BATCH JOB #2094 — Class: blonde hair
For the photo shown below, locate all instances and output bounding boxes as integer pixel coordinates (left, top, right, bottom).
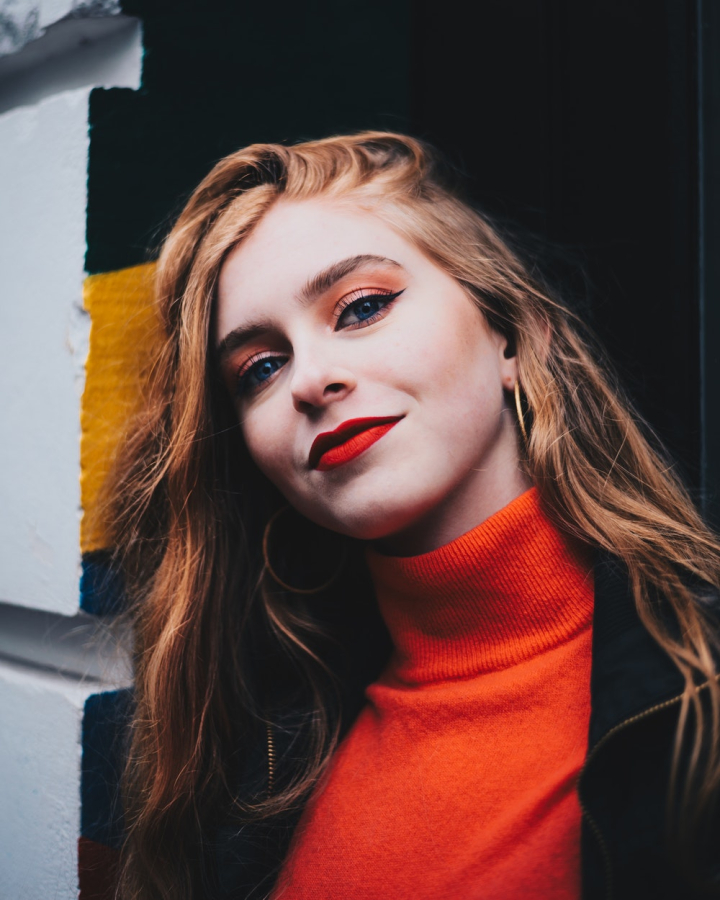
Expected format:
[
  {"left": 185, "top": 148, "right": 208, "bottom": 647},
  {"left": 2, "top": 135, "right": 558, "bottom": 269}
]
[{"left": 109, "top": 132, "right": 720, "bottom": 899}]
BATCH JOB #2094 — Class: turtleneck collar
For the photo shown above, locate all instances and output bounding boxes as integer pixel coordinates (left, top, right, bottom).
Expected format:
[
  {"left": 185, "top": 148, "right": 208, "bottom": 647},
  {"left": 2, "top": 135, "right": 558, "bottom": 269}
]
[{"left": 365, "top": 488, "right": 595, "bottom": 684}]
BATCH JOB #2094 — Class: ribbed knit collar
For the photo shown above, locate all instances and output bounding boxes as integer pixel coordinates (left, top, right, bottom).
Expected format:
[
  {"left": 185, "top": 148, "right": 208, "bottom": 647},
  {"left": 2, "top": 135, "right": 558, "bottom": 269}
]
[{"left": 365, "top": 488, "right": 595, "bottom": 684}]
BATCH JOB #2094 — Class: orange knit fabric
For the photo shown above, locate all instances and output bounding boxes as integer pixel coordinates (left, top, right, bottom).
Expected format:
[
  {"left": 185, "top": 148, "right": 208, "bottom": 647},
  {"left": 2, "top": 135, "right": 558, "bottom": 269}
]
[{"left": 272, "top": 488, "right": 595, "bottom": 899}]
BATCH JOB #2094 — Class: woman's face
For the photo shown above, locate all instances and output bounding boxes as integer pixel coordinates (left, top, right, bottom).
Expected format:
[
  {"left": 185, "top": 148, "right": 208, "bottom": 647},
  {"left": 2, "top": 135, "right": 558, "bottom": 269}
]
[{"left": 215, "top": 198, "right": 530, "bottom": 555}]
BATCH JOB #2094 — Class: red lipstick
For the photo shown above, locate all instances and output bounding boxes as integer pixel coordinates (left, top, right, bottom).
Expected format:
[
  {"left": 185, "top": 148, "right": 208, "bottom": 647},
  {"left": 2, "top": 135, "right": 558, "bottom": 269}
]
[{"left": 310, "top": 416, "right": 402, "bottom": 471}]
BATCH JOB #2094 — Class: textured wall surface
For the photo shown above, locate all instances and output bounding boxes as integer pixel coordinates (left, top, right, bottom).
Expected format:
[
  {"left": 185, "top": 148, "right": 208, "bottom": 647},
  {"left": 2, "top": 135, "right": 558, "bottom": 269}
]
[
  {"left": 0, "top": 5, "right": 141, "bottom": 617},
  {"left": 0, "top": 660, "right": 91, "bottom": 900},
  {"left": 0, "top": 88, "right": 90, "bottom": 615},
  {"left": 0, "top": 1, "right": 122, "bottom": 57},
  {"left": 81, "top": 264, "right": 159, "bottom": 557},
  {"left": 0, "top": 3, "right": 139, "bottom": 896}
]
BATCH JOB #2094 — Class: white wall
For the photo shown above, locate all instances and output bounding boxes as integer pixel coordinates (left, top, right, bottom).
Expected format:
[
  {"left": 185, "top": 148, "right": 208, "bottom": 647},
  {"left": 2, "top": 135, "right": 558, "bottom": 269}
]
[
  {"left": 0, "top": 660, "right": 92, "bottom": 900},
  {"left": 0, "top": 4, "right": 140, "bottom": 896},
  {"left": 0, "top": 87, "right": 91, "bottom": 616},
  {"left": 0, "top": 11, "right": 141, "bottom": 113},
  {"left": 0, "top": 1, "right": 122, "bottom": 58},
  {"left": 0, "top": 9, "right": 141, "bottom": 616}
]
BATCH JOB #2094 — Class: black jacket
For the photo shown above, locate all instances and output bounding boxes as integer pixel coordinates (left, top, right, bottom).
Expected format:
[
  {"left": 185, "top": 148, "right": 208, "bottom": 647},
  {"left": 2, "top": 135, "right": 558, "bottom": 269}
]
[
  {"left": 211, "top": 552, "right": 720, "bottom": 900},
  {"left": 580, "top": 554, "right": 719, "bottom": 899}
]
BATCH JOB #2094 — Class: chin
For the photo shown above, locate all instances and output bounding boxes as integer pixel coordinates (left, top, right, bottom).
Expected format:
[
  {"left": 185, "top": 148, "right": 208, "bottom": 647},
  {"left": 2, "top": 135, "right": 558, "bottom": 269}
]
[{"left": 309, "top": 492, "right": 442, "bottom": 545}]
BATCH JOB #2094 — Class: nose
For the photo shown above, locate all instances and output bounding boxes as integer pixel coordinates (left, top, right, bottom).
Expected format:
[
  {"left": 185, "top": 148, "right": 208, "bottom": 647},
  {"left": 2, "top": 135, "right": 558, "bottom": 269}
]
[{"left": 290, "top": 349, "right": 357, "bottom": 414}]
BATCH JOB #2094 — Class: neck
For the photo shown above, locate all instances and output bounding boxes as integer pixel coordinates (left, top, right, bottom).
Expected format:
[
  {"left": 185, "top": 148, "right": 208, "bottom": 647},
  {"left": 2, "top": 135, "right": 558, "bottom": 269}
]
[
  {"left": 366, "top": 487, "right": 595, "bottom": 683},
  {"left": 373, "top": 467, "right": 534, "bottom": 557}
]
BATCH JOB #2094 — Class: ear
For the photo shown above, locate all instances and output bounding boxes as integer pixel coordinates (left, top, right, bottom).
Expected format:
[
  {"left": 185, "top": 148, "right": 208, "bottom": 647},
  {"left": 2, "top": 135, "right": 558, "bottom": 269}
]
[
  {"left": 497, "top": 331, "right": 519, "bottom": 392},
  {"left": 496, "top": 316, "right": 553, "bottom": 390}
]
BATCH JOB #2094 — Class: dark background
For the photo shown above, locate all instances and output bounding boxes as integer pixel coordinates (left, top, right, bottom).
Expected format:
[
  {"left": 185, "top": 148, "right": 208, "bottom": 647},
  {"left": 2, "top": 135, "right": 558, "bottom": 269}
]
[
  {"left": 411, "top": 0, "right": 719, "bottom": 520},
  {"left": 93, "top": 0, "right": 720, "bottom": 521}
]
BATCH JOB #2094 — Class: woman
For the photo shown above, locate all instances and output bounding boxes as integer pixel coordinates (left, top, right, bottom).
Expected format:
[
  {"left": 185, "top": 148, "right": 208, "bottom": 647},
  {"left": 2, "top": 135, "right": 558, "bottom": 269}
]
[{"left": 109, "top": 132, "right": 720, "bottom": 900}]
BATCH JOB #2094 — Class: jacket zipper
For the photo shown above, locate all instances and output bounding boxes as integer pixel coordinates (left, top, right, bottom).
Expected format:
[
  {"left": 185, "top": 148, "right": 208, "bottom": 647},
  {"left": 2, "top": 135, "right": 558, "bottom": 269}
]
[
  {"left": 266, "top": 722, "right": 276, "bottom": 796},
  {"left": 577, "top": 691, "right": 686, "bottom": 900}
]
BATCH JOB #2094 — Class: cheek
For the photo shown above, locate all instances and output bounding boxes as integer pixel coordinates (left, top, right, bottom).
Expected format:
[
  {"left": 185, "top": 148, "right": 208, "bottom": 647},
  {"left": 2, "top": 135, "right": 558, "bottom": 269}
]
[
  {"left": 239, "top": 405, "right": 293, "bottom": 486},
  {"left": 387, "top": 307, "right": 497, "bottom": 402}
]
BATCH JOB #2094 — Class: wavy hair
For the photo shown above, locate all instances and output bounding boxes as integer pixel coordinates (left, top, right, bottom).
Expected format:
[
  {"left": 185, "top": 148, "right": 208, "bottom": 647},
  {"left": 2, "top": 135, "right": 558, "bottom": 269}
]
[{"left": 107, "top": 132, "right": 720, "bottom": 899}]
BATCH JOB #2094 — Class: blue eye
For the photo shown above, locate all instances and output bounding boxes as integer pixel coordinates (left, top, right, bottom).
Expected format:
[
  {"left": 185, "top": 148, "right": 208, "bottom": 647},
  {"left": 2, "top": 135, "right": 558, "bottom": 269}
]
[
  {"left": 353, "top": 298, "right": 383, "bottom": 320},
  {"left": 237, "top": 356, "right": 286, "bottom": 394},
  {"left": 335, "top": 290, "right": 403, "bottom": 330}
]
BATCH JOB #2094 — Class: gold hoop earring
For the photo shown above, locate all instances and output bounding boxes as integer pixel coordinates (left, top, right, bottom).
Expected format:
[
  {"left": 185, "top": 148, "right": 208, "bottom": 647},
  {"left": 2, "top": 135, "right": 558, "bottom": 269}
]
[
  {"left": 514, "top": 381, "right": 529, "bottom": 446},
  {"left": 262, "top": 506, "right": 347, "bottom": 594}
]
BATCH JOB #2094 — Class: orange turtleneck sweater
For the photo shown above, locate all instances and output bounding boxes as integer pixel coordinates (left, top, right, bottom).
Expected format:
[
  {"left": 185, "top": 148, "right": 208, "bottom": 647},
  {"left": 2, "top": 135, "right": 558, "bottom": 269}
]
[{"left": 272, "top": 488, "right": 595, "bottom": 899}]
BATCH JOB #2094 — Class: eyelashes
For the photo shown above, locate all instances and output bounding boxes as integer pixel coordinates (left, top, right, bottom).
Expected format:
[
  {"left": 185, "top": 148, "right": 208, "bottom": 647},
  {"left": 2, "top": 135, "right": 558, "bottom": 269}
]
[
  {"left": 333, "top": 288, "right": 404, "bottom": 330},
  {"left": 234, "top": 287, "right": 405, "bottom": 397},
  {"left": 235, "top": 353, "right": 287, "bottom": 395}
]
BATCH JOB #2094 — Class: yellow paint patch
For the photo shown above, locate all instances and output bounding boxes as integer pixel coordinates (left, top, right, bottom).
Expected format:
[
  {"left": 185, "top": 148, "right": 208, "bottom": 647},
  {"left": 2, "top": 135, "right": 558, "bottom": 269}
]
[{"left": 81, "top": 262, "right": 162, "bottom": 554}]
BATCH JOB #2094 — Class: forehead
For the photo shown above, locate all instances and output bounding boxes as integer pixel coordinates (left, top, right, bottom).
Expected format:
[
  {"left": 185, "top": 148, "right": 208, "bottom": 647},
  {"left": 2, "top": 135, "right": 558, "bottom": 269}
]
[{"left": 215, "top": 198, "right": 422, "bottom": 330}]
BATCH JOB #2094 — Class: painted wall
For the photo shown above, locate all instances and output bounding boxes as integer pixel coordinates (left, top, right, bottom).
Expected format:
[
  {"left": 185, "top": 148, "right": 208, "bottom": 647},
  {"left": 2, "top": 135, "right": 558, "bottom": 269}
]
[{"left": 0, "top": 2, "right": 140, "bottom": 896}]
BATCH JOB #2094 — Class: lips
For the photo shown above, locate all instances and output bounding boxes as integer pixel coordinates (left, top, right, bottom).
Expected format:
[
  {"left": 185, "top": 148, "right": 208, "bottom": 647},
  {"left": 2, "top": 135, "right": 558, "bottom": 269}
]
[{"left": 309, "top": 416, "right": 403, "bottom": 471}]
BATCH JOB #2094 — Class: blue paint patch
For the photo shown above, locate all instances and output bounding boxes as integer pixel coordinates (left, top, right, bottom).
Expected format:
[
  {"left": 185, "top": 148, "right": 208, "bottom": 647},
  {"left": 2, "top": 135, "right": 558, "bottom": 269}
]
[
  {"left": 80, "top": 551, "right": 126, "bottom": 616},
  {"left": 81, "top": 689, "right": 134, "bottom": 850}
]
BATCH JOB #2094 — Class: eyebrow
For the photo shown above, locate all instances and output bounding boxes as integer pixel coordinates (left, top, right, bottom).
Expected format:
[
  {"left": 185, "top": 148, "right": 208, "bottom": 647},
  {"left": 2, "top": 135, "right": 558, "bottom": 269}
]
[
  {"left": 216, "top": 319, "right": 276, "bottom": 364},
  {"left": 299, "top": 254, "right": 401, "bottom": 305},
  {"left": 216, "top": 254, "right": 402, "bottom": 363}
]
